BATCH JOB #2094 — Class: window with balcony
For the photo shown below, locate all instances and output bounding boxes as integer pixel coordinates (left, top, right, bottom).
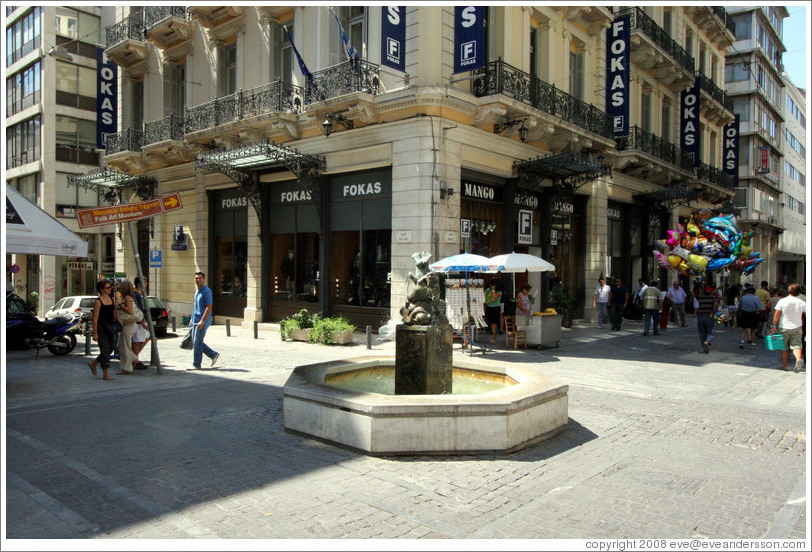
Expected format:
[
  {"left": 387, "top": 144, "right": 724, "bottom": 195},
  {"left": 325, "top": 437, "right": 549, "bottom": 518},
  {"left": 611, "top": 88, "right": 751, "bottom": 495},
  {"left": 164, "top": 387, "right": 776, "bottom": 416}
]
[
  {"left": 698, "top": 44, "right": 706, "bottom": 75},
  {"left": 273, "top": 23, "right": 294, "bottom": 81},
  {"left": 640, "top": 91, "right": 652, "bottom": 132},
  {"left": 6, "top": 7, "right": 41, "bottom": 66},
  {"left": 685, "top": 28, "right": 693, "bottom": 58},
  {"left": 218, "top": 43, "right": 237, "bottom": 97},
  {"left": 163, "top": 61, "right": 185, "bottom": 116},
  {"left": 6, "top": 116, "right": 41, "bottom": 169},
  {"left": 569, "top": 48, "right": 584, "bottom": 101},
  {"left": 6, "top": 60, "right": 40, "bottom": 115},
  {"left": 529, "top": 26, "right": 537, "bottom": 79},
  {"left": 663, "top": 8, "right": 673, "bottom": 37},
  {"left": 661, "top": 103, "right": 672, "bottom": 142},
  {"left": 330, "top": 6, "right": 367, "bottom": 65},
  {"left": 709, "top": 130, "right": 717, "bottom": 166},
  {"left": 55, "top": 115, "right": 97, "bottom": 164},
  {"left": 131, "top": 81, "right": 144, "bottom": 129},
  {"left": 55, "top": 61, "right": 96, "bottom": 110}
]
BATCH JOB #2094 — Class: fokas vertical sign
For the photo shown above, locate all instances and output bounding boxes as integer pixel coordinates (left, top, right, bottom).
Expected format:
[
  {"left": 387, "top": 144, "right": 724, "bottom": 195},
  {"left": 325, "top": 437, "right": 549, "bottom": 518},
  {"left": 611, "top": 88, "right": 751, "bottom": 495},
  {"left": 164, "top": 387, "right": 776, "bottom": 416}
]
[
  {"left": 381, "top": 6, "right": 406, "bottom": 72},
  {"left": 680, "top": 77, "right": 700, "bottom": 167},
  {"left": 454, "top": 6, "right": 484, "bottom": 74},
  {"left": 96, "top": 46, "right": 118, "bottom": 149},
  {"left": 606, "top": 15, "right": 630, "bottom": 136},
  {"left": 723, "top": 114, "right": 739, "bottom": 187}
]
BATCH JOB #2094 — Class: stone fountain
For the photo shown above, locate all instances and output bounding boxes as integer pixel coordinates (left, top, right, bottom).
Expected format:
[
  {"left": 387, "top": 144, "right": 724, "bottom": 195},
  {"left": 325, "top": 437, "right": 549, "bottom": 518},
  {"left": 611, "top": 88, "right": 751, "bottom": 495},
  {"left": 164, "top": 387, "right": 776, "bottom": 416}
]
[{"left": 282, "top": 252, "right": 568, "bottom": 455}]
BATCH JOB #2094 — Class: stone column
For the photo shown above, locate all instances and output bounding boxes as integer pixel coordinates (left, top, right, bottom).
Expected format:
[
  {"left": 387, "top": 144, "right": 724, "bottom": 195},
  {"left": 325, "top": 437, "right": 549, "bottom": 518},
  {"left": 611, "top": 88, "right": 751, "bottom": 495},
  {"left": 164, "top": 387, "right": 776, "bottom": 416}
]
[{"left": 584, "top": 177, "right": 609, "bottom": 323}]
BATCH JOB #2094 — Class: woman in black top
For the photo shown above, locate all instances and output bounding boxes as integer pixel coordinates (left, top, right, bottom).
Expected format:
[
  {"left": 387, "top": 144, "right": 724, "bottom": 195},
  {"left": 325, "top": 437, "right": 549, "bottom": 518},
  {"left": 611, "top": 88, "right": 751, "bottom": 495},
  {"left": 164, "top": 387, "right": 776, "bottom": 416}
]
[{"left": 88, "top": 279, "right": 116, "bottom": 380}]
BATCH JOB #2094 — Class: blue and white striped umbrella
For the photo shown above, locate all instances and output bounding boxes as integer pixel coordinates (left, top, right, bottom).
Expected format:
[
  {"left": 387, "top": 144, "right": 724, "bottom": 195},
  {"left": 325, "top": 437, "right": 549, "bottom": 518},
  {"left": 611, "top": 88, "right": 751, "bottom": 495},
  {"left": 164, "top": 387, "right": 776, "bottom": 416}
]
[{"left": 429, "top": 253, "right": 495, "bottom": 274}]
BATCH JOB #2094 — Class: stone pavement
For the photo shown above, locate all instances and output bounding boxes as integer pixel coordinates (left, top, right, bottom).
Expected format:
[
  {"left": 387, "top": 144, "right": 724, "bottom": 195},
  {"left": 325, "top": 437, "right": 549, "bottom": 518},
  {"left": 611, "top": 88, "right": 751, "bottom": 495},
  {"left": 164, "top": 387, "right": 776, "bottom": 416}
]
[{"left": 3, "top": 317, "right": 808, "bottom": 546}]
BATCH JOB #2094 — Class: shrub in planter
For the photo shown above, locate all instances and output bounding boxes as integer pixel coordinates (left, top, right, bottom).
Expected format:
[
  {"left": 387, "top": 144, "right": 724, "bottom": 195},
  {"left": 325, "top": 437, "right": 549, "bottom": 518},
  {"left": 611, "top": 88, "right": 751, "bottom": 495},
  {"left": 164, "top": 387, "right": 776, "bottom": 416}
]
[
  {"left": 280, "top": 309, "right": 319, "bottom": 341},
  {"left": 309, "top": 316, "right": 356, "bottom": 345}
]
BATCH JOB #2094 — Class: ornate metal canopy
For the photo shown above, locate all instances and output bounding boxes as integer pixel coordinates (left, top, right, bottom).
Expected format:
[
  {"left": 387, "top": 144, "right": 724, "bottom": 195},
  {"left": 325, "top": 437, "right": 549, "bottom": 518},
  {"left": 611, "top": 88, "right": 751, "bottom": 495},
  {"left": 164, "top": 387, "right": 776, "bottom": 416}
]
[
  {"left": 514, "top": 151, "right": 612, "bottom": 195},
  {"left": 633, "top": 185, "right": 698, "bottom": 213},
  {"left": 67, "top": 167, "right": 157, "bottom": 204},
  {"left": 194, "top": 139, "right": 325, "bottom": 231}
]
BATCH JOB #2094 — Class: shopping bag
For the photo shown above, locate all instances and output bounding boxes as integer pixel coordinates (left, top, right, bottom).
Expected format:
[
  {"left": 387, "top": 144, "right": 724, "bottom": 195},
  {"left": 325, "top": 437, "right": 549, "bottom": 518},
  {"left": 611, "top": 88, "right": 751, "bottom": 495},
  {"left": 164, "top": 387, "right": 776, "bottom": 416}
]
[
  {"left": 180, "top": 328, "right": 194, "bottom": 350},
  {"left": 764, "top": 332, "right": 785, "bottom": 351}
]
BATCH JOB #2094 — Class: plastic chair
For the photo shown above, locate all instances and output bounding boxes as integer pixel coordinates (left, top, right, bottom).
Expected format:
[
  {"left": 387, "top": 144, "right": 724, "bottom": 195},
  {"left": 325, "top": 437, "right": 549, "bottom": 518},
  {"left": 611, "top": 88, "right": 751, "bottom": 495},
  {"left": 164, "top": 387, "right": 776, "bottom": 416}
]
[{"left": 504, "top": 315, "right": 527, "bottom": 349}]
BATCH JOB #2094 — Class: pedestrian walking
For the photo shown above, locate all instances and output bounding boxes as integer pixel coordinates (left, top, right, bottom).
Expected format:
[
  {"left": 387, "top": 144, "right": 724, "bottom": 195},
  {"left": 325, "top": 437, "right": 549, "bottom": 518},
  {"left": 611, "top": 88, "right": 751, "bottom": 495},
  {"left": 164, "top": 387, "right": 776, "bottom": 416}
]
[
  {"left": 659, "top": 285, "right": 671, "bottom": 332},
  {"left": 131, "top": 277, "right": 150, "bottom": 370},
  {"left": 115, "top": 280, "right": 140, "bottom": 375},
  {"left": 724, "top": 284, "right": 740, "bottom": 328},
  {"left": 771, "top": 284, "right": 806, "bottom": 372},
  {"left": 484, "top": 278, "right": 503, "bottom": 344},
  {"left": 695, "top": 285, "right": 719, "bottom": 354},
  {"left": 592, "top": 277, "right": 610, "bottom": 329},
  {"left": 609, "top": 278, "right": 629, "bottom": 331},
  {"left": 189, "top": 271, "right": 220, "bottom": 370},
  {"left": 737, "top": 286, "right": 763, "bottom": 349},
  {"left": 87, "top": 279, "right": 116, "bottom": 381},
  {"left": 755, "top": 280, "right": 771, "bottom": 338},
  {"left": 667, "top": 280, "right": 688, "bottom": 327},
  {"left": 641, "top": 280, "right": 661, "bottom": 336},
  {"left": 631, "top": 279, "right": 647, "bottom": 320}
]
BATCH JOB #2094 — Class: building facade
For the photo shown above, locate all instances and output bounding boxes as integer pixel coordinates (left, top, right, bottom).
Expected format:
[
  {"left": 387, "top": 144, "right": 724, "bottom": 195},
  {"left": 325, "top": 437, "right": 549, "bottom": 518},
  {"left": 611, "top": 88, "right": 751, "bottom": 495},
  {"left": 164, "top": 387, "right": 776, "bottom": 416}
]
[
  {"left": 86, "top": 5, "right": 739, "bottom": 329},
  {"left": 5, "top": 5, "right": 116, "bottom": 312}
]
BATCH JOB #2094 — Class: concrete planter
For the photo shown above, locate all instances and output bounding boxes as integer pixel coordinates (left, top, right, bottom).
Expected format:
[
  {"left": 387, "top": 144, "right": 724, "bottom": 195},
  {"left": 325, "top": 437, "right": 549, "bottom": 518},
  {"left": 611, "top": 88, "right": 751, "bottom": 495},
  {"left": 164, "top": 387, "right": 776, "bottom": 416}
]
[
  {"left": 288, "top": 328, "right": 311, "bottom": 342},
  {"left": 330, "top": 330, "right": 354, "bottom": 345}
]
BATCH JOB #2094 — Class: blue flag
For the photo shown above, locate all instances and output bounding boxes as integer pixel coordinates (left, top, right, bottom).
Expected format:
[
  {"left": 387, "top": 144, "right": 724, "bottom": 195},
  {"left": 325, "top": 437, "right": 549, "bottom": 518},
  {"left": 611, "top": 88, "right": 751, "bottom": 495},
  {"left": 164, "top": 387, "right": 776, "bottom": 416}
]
[
  {"left": 331, "top": 8, "right": 360, "bottom": 60},
  {"left": 284, "top": 25, "right": 310, "bottom": 76}
]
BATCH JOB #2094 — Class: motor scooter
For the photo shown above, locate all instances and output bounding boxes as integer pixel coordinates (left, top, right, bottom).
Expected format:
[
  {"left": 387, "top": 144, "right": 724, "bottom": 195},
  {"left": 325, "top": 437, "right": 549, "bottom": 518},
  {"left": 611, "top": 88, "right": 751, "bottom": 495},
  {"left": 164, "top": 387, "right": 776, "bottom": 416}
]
[{"left": 6, "top": 293, "right": 83, "bottom": 356}]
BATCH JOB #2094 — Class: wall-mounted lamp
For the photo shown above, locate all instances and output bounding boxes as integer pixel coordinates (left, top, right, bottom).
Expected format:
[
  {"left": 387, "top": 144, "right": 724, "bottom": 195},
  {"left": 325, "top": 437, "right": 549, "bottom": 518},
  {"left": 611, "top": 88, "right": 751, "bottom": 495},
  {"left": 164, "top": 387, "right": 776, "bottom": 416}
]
[
  {"left": 321, "top": 112, "right": 354, "bottom": 137},
  {"left": 439, "top": 181, "right": 455, "bottom": 199},
  {"left": 47, "top": 45, "right": 74, "bottom": 62},
  {"left": 494, "top": 117, "right": 528, "bottom": 142},
  {"left": 641, "top": 169, "right": 650, "bottom": 180}
]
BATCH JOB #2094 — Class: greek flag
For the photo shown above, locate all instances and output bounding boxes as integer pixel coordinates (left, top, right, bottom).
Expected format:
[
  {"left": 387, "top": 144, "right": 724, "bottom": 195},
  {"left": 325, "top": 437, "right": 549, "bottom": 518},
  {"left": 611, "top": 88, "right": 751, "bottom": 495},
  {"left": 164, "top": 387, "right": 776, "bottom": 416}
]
[
  {"left": 330, "top": 7, "right": 360, "bottom": 60},
  {"left": 283, "top": 25, "right": 310, "bottom": 76}
]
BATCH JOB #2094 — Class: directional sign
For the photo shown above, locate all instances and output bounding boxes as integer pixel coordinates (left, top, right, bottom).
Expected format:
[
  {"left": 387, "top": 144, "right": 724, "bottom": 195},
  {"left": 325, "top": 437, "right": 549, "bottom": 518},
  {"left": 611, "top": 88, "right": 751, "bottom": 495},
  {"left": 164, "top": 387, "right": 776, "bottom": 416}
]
[
  {"left": 149, "top": 250, "right": 162, "bottom": 267},
  {"left": 76, "top": 193, "right": 183, "bottom": 228}
]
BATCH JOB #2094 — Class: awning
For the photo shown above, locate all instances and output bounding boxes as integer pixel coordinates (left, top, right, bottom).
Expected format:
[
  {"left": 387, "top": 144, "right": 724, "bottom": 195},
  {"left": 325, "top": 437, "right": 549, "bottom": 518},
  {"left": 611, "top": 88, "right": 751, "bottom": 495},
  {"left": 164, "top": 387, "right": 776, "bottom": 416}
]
[
  {"left": 67, "top": 167, "right": 157, "bottom": 203},
  {"left": 514, "top": 151, "right": 612, "bottom": 193},
  {"left": 633, "top": 185, "right": 698, "bottom": 211},
  {"left": 6, "top": 184, "right": 89, "bottom": 257}
]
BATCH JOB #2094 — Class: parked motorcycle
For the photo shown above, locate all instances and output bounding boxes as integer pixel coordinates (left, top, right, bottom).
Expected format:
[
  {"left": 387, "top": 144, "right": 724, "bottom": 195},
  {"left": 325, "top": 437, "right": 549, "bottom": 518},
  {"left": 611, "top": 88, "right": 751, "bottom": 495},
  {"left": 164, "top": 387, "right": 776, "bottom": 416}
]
[{"left": 6, "top": 293, "right": 83, "bottom": 356}]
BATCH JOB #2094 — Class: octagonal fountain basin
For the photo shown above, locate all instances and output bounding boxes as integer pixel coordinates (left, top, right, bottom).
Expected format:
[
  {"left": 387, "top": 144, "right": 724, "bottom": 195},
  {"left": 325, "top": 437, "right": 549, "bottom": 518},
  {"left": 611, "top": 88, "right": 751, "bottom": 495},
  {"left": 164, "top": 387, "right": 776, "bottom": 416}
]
[{"left": 282, "top": 356, "right": 568, "bottom": 455}]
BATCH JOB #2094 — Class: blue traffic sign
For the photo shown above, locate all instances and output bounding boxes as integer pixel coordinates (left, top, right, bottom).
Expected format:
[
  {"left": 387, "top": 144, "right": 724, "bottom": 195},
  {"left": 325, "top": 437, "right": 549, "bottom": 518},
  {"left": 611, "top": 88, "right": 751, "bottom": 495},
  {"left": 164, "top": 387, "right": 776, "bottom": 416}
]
[{"left": 149, "top": 250, "right": 162, "bottom": 267}]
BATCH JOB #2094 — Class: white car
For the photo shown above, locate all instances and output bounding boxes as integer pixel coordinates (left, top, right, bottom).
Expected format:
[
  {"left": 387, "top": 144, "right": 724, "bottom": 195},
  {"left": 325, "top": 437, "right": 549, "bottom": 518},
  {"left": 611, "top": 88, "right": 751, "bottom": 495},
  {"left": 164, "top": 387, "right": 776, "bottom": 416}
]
[{"left": 44, "top": 296, "right": 98, "bottom": 320}]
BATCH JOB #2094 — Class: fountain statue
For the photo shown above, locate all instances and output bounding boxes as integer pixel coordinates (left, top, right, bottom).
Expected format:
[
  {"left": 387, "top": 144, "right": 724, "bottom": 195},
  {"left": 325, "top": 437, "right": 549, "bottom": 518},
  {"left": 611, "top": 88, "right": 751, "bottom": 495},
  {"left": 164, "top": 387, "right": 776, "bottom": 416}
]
[{"left": 396, "top": 252, "right": 453, "bottom": 394}]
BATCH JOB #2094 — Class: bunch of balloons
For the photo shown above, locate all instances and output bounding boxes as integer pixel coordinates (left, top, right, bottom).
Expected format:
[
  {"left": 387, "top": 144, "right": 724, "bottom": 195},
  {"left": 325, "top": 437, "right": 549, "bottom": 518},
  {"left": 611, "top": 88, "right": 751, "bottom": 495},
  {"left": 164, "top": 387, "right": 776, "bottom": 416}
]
[{"left": 653, "top": 209, "right": 765, "bottom": 280}]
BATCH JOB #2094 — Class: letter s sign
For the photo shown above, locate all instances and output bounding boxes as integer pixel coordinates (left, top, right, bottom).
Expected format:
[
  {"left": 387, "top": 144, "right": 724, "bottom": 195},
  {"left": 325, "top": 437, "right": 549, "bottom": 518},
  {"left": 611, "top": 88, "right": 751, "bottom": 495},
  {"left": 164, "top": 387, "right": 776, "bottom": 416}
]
[
  {"left": 454, "top": 6, "right": 484, "bottom": 74},
  {"left": 381, "top": 6, "right": 406, "bottom": 72}
]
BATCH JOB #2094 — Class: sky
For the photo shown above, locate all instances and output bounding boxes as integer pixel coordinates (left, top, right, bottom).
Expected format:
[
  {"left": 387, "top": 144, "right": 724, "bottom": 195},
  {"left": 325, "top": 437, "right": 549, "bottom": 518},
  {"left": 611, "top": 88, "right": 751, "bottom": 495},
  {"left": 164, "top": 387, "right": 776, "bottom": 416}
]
[{"left": 781, "top": 4, "right": 808, "bottom": 90}]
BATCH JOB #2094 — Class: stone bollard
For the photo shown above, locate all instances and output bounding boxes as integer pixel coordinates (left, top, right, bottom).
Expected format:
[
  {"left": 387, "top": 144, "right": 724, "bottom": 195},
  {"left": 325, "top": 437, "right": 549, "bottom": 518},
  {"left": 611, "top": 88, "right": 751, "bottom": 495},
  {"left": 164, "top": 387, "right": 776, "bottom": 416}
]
[
  {"left": 226, "top": 319, "right": 231, "bottom": 337},
  {"left": 172, "top": 316, "right": 176, "bottom": 333},
  {"left": 366, "top": 325, "right": 372, "bottom": 349},
  {"left": 253, "top": 320, "right": 258, "bottom": 339}
]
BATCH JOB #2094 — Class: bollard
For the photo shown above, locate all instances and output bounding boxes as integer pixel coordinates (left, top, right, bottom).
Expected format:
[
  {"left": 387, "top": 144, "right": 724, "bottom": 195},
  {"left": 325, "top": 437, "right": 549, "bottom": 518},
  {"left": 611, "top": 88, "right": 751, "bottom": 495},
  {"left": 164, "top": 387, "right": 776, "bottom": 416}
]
[
  {"left": 172, "top": 316, "right": 176, "bottom": 333},
  {"left": 226, "top": 319, "right": 231, "bottom": 337},
  {"left": 366, "top": 325, "right": 372, "bottom": 349},
  {"left": 84, "top": 318, "right": 92, "bottom": 355},
  {"left": 253, "top": 320, "right": 258, "bottom": 339}
]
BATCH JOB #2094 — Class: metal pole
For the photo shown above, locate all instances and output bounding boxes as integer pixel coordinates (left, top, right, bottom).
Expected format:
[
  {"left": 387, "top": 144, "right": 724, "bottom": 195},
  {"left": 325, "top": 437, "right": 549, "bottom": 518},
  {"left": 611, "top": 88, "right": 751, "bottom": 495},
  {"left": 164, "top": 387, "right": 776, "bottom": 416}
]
[
  {"left": 127, "top": 220, "right": 161, "bottom": 374},
  {"left": 366, "top": 325, "right": 372, "bottom": 349},
  {"left": 253, "top": 320, "right": 258, "bottom": 339},
  {"left": 84, "top": 317, "right": 91, "bottom": 355},
  {"left": 226, "top": 319, "right": 231, "bottom": 337},
  {"left": 172, "top": 315, "right": 176, "bottom": 333}
]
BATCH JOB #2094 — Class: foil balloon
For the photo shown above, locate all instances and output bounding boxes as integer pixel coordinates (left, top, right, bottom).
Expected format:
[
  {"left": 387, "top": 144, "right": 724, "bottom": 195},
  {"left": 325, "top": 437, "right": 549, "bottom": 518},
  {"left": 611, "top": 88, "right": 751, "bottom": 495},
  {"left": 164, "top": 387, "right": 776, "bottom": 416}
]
[
  {"left": 666, "top": 230, "right": 681, "bottom": 250},
  {"left": 686, "top": 217, "right": 702, "bottom": 236},
  {"left": 653, "top": 250, "right": 671, "bottom": 269},
  {"left": 654, "top": 240, "right": 670, "bottom": 252},
  {"left": 706, "top": 257, "right": 735, "bottom": 271},
  {"left": 688, "top": 254, "right": 709, "bottom": 272},
  {"left": 669, "top": 246, "right": 691, "bottom": 261}
]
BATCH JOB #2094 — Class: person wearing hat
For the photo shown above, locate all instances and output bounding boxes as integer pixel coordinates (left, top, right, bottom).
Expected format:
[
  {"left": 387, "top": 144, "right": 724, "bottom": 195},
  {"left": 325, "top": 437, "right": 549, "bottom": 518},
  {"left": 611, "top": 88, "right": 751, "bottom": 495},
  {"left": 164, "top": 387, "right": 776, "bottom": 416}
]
[{"left": 515, "top": 284, "right": 533, "bottom": 327}]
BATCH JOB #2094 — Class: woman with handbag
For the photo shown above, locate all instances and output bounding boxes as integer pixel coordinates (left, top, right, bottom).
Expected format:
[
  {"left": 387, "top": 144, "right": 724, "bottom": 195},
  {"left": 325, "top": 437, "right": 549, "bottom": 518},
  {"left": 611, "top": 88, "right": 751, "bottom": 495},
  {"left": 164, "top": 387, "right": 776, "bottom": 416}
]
[
  {"left": 88, "top": 279, "right": 117, "bottom": 380},
  {"left": 115, "top": 280, "right": 142, "bottom": 375}
]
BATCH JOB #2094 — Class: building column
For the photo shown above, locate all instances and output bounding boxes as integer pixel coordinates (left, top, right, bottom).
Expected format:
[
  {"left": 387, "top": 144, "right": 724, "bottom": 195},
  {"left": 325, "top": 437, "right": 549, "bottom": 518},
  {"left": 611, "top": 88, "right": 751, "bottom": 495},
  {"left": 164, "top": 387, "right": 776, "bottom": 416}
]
[{"left": 584, "top": 176, "right": 609, "bottom": 323}]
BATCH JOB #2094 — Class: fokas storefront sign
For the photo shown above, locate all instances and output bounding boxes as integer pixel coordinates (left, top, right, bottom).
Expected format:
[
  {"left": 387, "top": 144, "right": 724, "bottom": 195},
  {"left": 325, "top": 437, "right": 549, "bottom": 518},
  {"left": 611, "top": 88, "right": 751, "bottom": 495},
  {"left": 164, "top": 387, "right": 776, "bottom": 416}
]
[
  {"left": 453, "top": 6, "right": 484, "bottom": 74},
  {"left": 723, "top": 114, "right": 739, "bottom": 187},
  {"left": 680, "top": 77, "right": 701, "bottom": 167},
  {"left": 606, "top": 15, "right": 630, "bottom": 136},
  {"left": 96, "top": 47, "right": 118, "bottom": 149}
]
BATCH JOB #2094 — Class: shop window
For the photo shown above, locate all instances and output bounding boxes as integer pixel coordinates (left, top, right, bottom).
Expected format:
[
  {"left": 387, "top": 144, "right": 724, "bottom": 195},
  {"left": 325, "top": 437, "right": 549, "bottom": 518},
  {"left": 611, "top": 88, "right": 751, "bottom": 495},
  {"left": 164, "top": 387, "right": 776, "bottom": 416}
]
[{"left": 211, "top": 189, "right": 248, "bottom": 317}]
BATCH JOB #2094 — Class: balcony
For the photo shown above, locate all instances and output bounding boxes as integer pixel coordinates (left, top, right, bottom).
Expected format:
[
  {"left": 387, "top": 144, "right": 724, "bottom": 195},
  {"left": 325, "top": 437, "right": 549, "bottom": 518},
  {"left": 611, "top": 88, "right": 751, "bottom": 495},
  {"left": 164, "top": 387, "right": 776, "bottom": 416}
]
[
  {"left": 142, "top": 114, "right": 195, "bottom": 169},
  {"left": 144, "top": 6, "right": 193, "bottom": 60},
  {"left": 305, "top": 59, "right": 381, "bottom": 105},
  {"left": 185, "top": 80, "right": 304, "bottom": 144},
  {"left": 552, "top": 6, "right": 613, "bottom": 34},
  {"left": 105, "top": 15, "right": 148, "bottom": 79},
  {"left": 687, "top": 7, "right": 736, "bottom": 49},
  {"left": 104, "top": 128, "right": 145, "bottom": 173},
  {"left": 690, "top": 162, "right": 735, "bottom": 203},
  {"left": 188, "top": 6, "right": 244, "bottom": 43},
  {"left": 615, "top": 8, "right": 695, "bottom": 91},
  {"left": 614, "top": 126, "right": 693, "bottom": 183},
  {"left": 712, "top": 6, "right": 736, "bottom": 37},
  {"left": 472, "top": 59, "right": 614, "bottom": 151},
  {"left": 696, "top": 71, "right": 734, "bottom": 125}
]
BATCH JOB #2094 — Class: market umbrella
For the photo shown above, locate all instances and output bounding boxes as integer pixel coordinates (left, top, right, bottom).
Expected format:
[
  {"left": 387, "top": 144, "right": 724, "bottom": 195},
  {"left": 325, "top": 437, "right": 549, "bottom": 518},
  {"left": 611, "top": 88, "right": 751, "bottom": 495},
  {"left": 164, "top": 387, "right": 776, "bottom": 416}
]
[
  {"left": 6, "top": 184, "right": 88, "bottom": 257},
  {"left": 430, "top": 253, "right": 496, "bottom": 349},
  {"left": 486, "top": 252, "right": 556, "bottom": 314}
]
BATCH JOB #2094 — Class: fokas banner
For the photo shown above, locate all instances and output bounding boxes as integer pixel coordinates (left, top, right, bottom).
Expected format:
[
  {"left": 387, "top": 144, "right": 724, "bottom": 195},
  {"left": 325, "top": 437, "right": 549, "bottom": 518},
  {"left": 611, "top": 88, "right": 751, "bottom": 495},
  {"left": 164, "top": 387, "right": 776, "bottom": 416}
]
[
  {"left": 381, "top": 6, "right": 406, "bottom": 72},
  {"left": 606, "top": 15, "right": 630, "bottom": 136},
  {"left": 680, "top": 77, "right": 701, "bottom": 167},
  {"left": 453, "top": 6, "right": 484, "bottom": 74},
  {"left": 723, "top": 115, "right": 739, "bottom": 187},
  {"left": 96, "top": 46, "right": 118, "bottom": 149}
]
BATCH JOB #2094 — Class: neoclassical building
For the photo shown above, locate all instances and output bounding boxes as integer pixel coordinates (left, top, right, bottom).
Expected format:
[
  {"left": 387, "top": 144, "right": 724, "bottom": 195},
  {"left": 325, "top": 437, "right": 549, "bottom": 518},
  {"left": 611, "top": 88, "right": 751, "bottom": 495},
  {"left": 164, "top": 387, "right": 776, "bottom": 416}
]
[{"left": 76, "top": 5, "right": 740, "bottom": 328}]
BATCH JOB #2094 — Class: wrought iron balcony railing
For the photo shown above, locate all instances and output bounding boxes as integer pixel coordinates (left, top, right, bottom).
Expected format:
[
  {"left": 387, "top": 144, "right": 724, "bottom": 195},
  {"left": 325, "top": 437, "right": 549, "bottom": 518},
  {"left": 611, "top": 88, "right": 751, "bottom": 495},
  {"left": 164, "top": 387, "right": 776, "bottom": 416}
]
[
  {"left": 185, "top": 80, "right": 304, "bottom": 134},
  {"left": 695, "top": 162, "right": 734, "bottom": 189},
  {"left": 615, "top": 125, "right": 694, "bottom": 171},
  {"left": 305, "top": 58, "right": 380, "bottom": 105},
  {"left": 144, "top": 6, "right": 189, "bottom": 29},
  {"left": 711, "top": 6, "right": 736, "bottom": 36},
  {"left": 143, "top": 114, "right": 185, "bottom": 145},
  {"left": 472, "top": 59, "right": 614, "bottom": 139},
  {"left": 696, "top": 71, "right": 733, "bottom": 112},
  {"left": 616, "top": 7, "right": 694, "bottom": 74},
  {"left": 106, "top": 128, "right": 143, "bottom": 154},
  {"left": 106, "top": 15, "right": 146, "bottom": 48}
]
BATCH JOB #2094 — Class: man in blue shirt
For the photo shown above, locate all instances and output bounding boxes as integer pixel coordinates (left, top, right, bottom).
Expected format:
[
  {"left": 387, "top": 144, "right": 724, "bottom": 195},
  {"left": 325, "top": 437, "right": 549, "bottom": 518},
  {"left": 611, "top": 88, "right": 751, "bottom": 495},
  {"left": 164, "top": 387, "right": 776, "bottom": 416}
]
[{"left": 189, "top": 271, "right": 220, "bottom": 370}]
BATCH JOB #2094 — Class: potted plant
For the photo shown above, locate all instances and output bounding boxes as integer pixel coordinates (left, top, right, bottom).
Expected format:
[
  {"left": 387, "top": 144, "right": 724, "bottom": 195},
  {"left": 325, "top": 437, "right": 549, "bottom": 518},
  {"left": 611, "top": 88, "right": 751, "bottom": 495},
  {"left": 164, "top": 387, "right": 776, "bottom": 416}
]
[
  {"left": 309, "top": 316, "right": 356, "bottom": 345},
  {"left": 550, "top": 285, "right": 575, "bottom": 328},
  {"left": 280, "top": 309, "right": 319, "bottom": 341}
]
